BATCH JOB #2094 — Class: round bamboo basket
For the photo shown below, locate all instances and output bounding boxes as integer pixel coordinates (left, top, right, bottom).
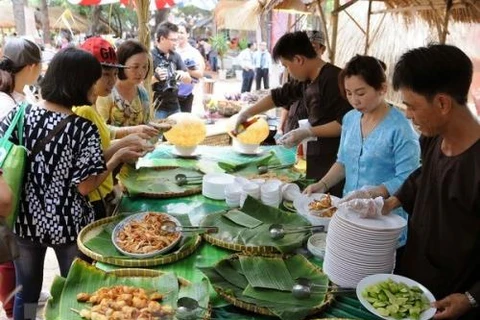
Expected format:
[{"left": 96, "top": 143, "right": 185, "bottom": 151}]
[
  {"left": 78, "top": 215, "right": 202, "bottom": 267},
  {"left": 202, "top": 233, "right": 279, "bottom": 254},
  {"left": 211, "top": 253, "right": 335, "bottom": 317}
]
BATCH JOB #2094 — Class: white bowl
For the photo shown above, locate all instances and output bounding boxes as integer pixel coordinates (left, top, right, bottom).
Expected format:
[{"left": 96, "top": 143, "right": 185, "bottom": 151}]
[
  {"left": 307, "top": 233, "right": 327, "bottom": 259},
  {"left": 174, "top": 145, "right": 197, "bottom": 156},
  {"left": 281, "top": 183, "right": 301, "bottom": 202},
  {"left": 232, "top": 139, "right": 260, "bottom": 154}
]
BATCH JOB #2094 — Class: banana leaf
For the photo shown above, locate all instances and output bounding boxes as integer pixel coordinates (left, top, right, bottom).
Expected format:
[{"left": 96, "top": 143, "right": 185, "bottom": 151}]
[
  {"left": 239, "top": 256, "right": 294, "bottom": 291},
  {"left": 201, "top": 196, "right": 310, "bottom": 253},
  {"left": 45, "top": 259, "right": 209, "bottom": 320},
  {"left": 200, "top": 254, "right": 329, "bottom": 320},
  {"left": 217, "top": 151, "right": 279, "bottom": 173},
  {"left": 119, "top": 165, "right": 203, "bottom": 196},
  {"left": 83, "top": 213, "right": 197, "bottom": 260},
  {"left": 222, "top": 210, "right": 262, "bottom": 229}
]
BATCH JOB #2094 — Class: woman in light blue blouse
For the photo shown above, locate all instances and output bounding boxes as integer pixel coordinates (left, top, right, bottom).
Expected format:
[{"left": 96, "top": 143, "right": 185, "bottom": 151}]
[{"left": 304, "top": 55, "right": 420, "bottom": 247}]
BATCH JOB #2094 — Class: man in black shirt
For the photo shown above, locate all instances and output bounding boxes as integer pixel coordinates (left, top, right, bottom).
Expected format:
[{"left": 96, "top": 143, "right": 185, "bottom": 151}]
[
  {"left": 384, "top": 44, "right": 480, "bottom": 319},
  {"left": 234, "top": 31, "right": 352, "bottom": 196},
  {"left": 151, "top": 22, "right": 191, "bottom": 119}
]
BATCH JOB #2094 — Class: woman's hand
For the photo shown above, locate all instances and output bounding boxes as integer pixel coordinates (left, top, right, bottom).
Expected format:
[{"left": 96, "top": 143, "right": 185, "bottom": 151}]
[
  {"left": 303, "top": 181, "right": 327, "bottom": 196},
  {"left": 130, "top": 125, "right": 159, "bottom": 138}
]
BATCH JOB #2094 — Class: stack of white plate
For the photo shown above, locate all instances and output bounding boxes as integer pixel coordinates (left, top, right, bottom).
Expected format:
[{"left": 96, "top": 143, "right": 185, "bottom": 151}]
[
  {"left": 323, "top": 207, "right": 407, "bottom": 288},
  {"left": 202, "top": 173, "right": 236, "bottom": 200}
]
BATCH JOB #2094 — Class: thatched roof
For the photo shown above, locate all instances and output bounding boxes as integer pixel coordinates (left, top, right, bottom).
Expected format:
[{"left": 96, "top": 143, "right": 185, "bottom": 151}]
[
  {"left": 214, "top": 0, "right": 314, "bottom": 30},
  {"left": 0, "top": 3, "right": 91, "bottom": 32}
]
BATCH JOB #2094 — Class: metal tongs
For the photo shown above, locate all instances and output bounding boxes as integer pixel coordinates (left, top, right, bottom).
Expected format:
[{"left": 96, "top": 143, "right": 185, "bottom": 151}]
[{"left": 161, "top": 221, "right": 218, "bottom": 234}]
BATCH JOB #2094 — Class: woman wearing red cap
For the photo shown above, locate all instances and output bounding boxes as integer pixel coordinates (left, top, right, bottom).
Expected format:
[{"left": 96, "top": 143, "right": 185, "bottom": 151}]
[{"left": 75, "top": 37, "right": 157, "bottom": 220}]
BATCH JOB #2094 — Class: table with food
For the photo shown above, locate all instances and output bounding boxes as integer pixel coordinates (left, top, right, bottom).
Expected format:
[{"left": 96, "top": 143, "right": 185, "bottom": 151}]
[{"left": 44, "top": 113, "right": 438, "bottom": 320}]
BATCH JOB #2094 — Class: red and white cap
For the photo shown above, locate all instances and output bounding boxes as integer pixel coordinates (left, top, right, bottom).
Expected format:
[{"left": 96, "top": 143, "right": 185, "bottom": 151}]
[{"left": 80, "top": 37, "right": 125, "bottom": 68}]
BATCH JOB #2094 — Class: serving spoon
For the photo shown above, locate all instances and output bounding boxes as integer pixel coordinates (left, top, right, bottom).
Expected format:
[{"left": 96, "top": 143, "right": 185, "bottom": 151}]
[
  {"left": 257, "top": 163, "right": 295, "bottom": 174},
  {"left": 175, "top": 173, "right": 203, "bottom": 186},
  {"left": 292, "top": 278, "right": 355, "bottom": 299},
  {"left": 176, "top": 297, "right": 208, "bottom": 320},
  {"left": 268, "top": 224, "right": 325, "bottom": 240}
]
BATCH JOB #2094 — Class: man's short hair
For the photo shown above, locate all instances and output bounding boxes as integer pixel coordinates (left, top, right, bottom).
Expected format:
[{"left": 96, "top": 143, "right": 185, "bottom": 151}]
[
  {"left": 272, "top": 31, "right": 317, "bottom": 62},
  {"left": 155, "top": 22, "right": 179, "bottom": 42},
  {"left": 393, "top": 44, "right": 473, "bottom": 105}
]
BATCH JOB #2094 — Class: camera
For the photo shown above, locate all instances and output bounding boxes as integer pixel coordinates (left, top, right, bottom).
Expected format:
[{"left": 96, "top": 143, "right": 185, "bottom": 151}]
[{"left": 155, "top": 60, "right": 178, "bottom": 92}]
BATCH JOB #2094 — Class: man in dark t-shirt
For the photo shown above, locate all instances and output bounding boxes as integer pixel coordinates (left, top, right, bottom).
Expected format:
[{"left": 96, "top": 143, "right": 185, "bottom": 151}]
[
  {"left": 383, "top": 44, "right": 480, "bottom": 320},
  {"left": 234, "top": 31, "right": 352, "bottom": 196},
  {"left": 152, "top": 22, "right": 191, "bottom": 119}
]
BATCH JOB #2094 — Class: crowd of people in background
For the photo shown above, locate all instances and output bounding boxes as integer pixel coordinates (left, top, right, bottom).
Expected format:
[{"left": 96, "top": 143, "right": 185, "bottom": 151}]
[{"left": 0, "top": 16, "right": 478, "bottom": 320}]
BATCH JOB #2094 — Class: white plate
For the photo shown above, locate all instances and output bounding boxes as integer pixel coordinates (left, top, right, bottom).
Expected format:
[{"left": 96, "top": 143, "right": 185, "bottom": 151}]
[
  {"left": 336, "top": 208, "right": 407, "bottom": 231},
  {"left": 234, "top": 148, "right": 264, "bottom": 156},
  {"left": 356, "top": 274, "right": 437, "bottom": 320},
  {"left": 293, "top": 193, "right": 340, "bottom": 216},
  {"left": 171, "top": 149, "right": 200, "bottom": 158},
  {"left": 112, "top": 212, "right": 182, "bottom": 258}
]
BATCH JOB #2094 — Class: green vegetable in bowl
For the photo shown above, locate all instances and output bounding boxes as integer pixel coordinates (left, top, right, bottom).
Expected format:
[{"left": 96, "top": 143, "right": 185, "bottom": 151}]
[{"left": 362, "top": 278, "right": 430, "bottom": 319}]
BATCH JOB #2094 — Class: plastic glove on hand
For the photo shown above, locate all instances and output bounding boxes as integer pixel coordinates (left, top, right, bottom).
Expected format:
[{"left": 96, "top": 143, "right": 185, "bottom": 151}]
[
  {"left": 338, "top": 186, "right": 376, "bottom": 205},
  {"left": 276, "top": 127, "right": 313, "bottom": 149},
  {"left": 232, "top": 111, "right": 252, "bottom": 135},
  {"left": 339, "top": 197, "right": 384, "bottom": 219}
]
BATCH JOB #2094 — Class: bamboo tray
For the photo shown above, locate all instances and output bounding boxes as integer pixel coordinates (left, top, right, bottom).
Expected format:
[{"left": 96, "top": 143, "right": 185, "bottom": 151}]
[
  {"left": 202, "top": 233, "right": 279, "bottom": 254},
  {"left": 206, "top": 253, "right": 334, "bottom": 318},
  {"left": 78, "top": 215, "right": 201, "bottom": 267}
]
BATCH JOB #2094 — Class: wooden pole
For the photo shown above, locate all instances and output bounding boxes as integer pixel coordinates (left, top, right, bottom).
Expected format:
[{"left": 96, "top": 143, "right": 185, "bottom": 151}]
[
  {"left": 134, "top": 0, "right": 153, "bottom": 117},
  {"left": 330, "top": 0, "right": 340, "bottom": 64},
  {"left": 440, "top": 0, "right": 453, "bottom": 43},
  {"left": 316, "top": 0, "right": 331, "bottom": 60},
  {"left": 364, "top": 0, "right": 373, "bottom": 54}
]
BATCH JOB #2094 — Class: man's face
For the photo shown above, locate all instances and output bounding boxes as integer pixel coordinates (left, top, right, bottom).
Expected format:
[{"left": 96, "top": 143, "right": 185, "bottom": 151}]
[
  {"left": 94, "top": 67, "right": 118, "bottom": 98},
  {"left": 401, "top": 88, "right": 446, "bottom": 136},
  {"left": 280, "top": 56, "right": 308, "bottom": 81},
  {"left": 177, "top": 26, "right": 188, "bottom": 46},
  {"left": 158, "top": 31, "right": 178, "bottom": 52}
]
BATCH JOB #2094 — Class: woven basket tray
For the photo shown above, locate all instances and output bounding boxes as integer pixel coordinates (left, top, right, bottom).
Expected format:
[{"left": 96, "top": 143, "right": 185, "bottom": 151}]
[
  {"left": 107, "top": 269, "right": 211, "bottom": 320},
  {"left": 202, "top": 233, "right": 279, "bottom": 254},
  {"left": 78, "top": 215, "right": 201, "bottom": 267},
  {"left": 211, "top": 253, "right": 334, "bottom": 317}
]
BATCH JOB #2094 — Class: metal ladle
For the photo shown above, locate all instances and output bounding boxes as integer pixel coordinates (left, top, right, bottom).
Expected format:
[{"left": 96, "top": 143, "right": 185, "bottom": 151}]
[
  {"left": 161, "top": 221, "right": 218, "bottom": 234},
  {"left": 175, "top": 173, "right": 203, "bottom": 186},
  {"left": 268, "top": 224, "right": 325, "bottom": 240},
  {"left": 292, "top": 277, "right": 355, "bottom": 299},
  {"left": 257, "top": 163, "right": 295, "bottom": 174},
  {"left": 176, "top": 297, "right": 208, "bottom": 320}
]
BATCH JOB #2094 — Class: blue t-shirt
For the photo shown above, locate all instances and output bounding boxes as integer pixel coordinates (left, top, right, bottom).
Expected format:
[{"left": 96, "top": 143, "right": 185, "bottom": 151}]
[{"left": 337, "top": 106, "right": 420, "bottom": 246}]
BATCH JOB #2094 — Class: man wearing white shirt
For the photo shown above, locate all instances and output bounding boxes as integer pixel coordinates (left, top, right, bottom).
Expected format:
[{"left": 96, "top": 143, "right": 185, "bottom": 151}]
[
  {"left": 176, "top": 23, "right": 205, "bottom": 113},
  {"left": 254, "top": 41, "right": 271, "bottom": 90},
  {"left": 237, "top": 42, "right": 256, "bottom": 93}
]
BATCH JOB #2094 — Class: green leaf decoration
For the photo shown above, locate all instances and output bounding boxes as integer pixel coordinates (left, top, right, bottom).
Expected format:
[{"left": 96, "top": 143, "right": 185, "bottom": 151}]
[
  {"left": 201, "top": 196, "right": 310, "bottom": 253},
  {"left": 200, "top": 254, "right": 330, "bottom": 320},
  {"left": 119, "top": 165, "right": 203, "bottom": 196},
  {"left": 239, "top": 256, "right": 294, "bottom": 291},
  {"left": 222, "top": 210, "right": 263, "bottom": 228}
]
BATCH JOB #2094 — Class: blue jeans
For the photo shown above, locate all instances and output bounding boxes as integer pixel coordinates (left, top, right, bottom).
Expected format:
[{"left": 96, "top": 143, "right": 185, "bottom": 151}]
[
  {"left": 156, "top": 108, "right": 180, "bottom": 119},
  {"left": 13, "top": 237, "right": 79, "bottom": 320}
]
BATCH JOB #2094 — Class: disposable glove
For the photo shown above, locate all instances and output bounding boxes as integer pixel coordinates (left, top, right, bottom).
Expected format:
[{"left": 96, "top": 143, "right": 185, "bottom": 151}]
[
  {"left": 276, "top": 127, "right": 314, "bottom": 148},
  {"left": 303, "top": 181, "right": 328, "bottom": 196},
  {"left": 339, "top": 197, "right": 384, "bottom": 219},
  {"left": 338, "top": 186, "right": 376, "bottom": 204},
  {"left": 233, "top": 111, "right": 252, "bottom": 135}
]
